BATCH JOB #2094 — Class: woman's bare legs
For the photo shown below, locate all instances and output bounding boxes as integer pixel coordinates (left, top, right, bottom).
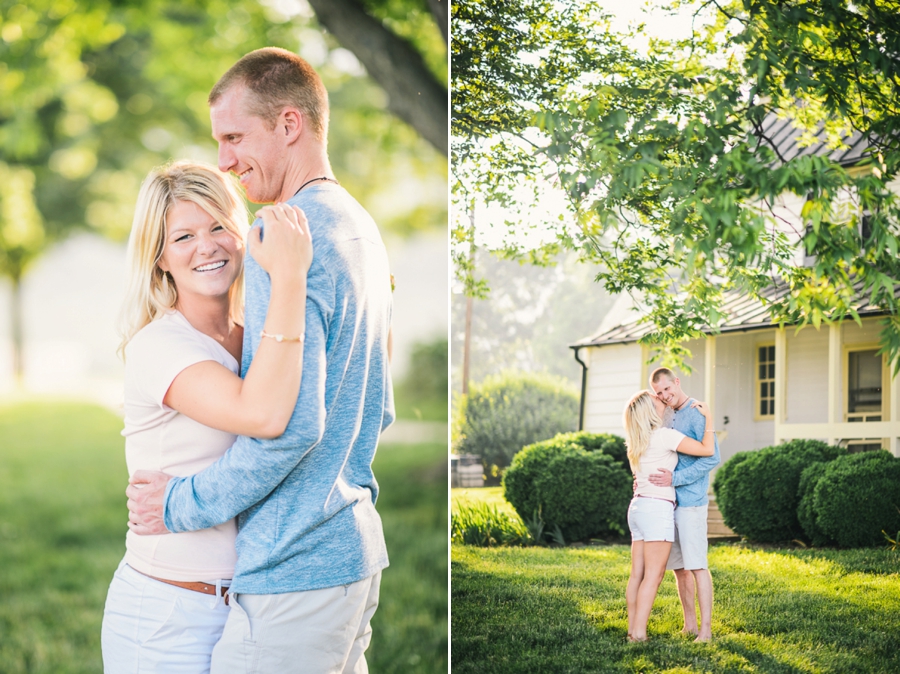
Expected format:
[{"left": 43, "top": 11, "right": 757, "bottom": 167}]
[
  {"left": 625, "top": 540, "right": 645, "bottom": 638},
  {"left": 628, "top": 540, "right": 672, "bottom": 641}
]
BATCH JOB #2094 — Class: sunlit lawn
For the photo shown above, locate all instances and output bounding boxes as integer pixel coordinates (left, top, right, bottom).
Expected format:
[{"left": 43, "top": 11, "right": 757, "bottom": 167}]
[
  {"left": 451, "top": 486, "right": 516, "bottom": 517},
  {"left": 452, "top": 489, "right": 900, "bottom": 673},
  {"left": 0, "top": 400, "right": 447, "bottom": 674}
]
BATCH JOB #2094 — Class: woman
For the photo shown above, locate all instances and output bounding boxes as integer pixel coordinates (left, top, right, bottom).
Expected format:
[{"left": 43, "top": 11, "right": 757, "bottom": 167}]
[
  {"left": 101, "top": 161, "right": 311, "bottom": 672},
  {"left": 622, "top": 390, "right": 715, "bottom": 642}
]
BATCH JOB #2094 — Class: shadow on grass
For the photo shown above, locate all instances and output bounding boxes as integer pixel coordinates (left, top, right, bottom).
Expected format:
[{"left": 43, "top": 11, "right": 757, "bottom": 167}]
[{"left": 452, "top": 544, "right": 900, "bottom": 674}]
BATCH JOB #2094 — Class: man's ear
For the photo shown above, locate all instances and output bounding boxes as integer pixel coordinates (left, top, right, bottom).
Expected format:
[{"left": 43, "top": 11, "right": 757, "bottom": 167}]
[{"left": 279, "top": 107, "right": 303, "bottom": 143}]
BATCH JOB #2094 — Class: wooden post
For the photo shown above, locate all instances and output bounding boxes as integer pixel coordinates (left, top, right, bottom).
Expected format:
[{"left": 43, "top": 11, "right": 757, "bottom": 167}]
[
  {"left": 774, "top": 327, "right": 787, "bottom": 443},
  {"left": 891, "top": 361, "right": 900, "bottom": 457},
  {"left": 705, "top": 335, "right": 716, "bottom": 422},
  {"left": 640, "top": 343, "right": 650, "bottom": 389},
  {"left": 827, "top": 322, "right": 841, "bottom": 445}
]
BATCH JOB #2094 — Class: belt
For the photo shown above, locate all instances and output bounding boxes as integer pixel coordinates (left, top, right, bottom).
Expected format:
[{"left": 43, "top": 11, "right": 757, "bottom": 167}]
[
  {"left": 133, "top": 567, "right": 231, "bottom": 602},
  {"left": 635, "top": 495, "right": 676, "bottom": 505}
]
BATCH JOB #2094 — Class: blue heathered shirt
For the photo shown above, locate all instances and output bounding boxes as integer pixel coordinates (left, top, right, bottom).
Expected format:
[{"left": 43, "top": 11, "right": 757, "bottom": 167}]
[
  {"left": 162, "top": 184, "right": 394, "bottom": 594},
  {"left": 668, "top": 398, "right": 719, "bottom": 507}
]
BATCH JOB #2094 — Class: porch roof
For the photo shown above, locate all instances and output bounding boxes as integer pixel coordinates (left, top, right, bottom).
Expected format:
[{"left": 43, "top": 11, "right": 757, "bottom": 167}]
[
  {"left": 572, "top": 279, "right": 895, "bottom": 348},
  {"left": 756, "top": 114, "right": 871, "bottom": 167}
]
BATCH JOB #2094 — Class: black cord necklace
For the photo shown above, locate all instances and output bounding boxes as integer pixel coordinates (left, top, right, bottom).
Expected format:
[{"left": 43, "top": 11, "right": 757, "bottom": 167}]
[{"left": 293, "top": 176, "right": 339, "bottom": 196}]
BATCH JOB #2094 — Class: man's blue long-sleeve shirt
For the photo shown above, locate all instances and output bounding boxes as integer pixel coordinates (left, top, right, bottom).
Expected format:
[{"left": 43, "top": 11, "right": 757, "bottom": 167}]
[
  {"left": 162, "top": 184, "right": 394, "bottom": 594},
  {"left": 669, "top": 398, "right": 719, "bottom": 507}
]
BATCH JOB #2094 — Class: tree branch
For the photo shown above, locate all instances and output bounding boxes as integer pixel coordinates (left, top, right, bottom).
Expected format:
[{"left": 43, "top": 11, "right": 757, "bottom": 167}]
[{"left": 308, "top": 0, "right": 448, "bottom": 155}]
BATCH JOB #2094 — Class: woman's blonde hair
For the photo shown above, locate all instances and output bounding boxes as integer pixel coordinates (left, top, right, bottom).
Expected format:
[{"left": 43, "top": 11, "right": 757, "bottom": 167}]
[
  {"left": 622, "top": 390, "right": 663, "bottom": 473},
  {"left": 117, "top": 161, "right": 249, "bottom": 358}
]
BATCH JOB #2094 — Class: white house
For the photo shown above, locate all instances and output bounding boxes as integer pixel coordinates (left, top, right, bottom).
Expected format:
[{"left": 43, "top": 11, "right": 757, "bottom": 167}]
[{"left": 570, "top": 116, "right": 900, "bottom": 468}]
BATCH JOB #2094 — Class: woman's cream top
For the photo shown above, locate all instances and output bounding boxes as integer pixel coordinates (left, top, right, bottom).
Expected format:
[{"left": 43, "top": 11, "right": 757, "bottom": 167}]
[
  {"left": 633, "top": 427, "right": 685, "bottom": 503},
  {"left": 122, "top": 310, "right": 237, "bottom": 581}
]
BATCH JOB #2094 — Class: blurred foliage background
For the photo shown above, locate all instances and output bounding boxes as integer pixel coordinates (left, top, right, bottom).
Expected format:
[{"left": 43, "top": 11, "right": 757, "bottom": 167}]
[
  {"left": 0, "top": 0, "right": 448, "bottom": 671},
  {"left": 0, "top": 0, "right": 448, "bottom": 377}
]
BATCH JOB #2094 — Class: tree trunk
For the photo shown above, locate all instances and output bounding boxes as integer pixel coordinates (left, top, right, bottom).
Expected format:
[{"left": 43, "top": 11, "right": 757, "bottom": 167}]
[
  {"left": 11, "top": 273, "right": 23, "bottom": 385},
  {"left": 307, "top": 0, "right": 448, "bottom": 156},
  {"left": 462, "top": 204, "right": 475, "bottom": 395},
  {"left": 426, "top": 0, "right": 448, "bottom": 44}
]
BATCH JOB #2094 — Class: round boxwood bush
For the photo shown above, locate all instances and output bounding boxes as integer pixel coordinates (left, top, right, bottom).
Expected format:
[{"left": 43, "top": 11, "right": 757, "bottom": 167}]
[
  {"left": 796, "top": 462, "right": 832, "bottom": 546},
  {"left": 812, "top": 451, "right": 900, "bottom": 548},
  {"left": 713, "top": 439, "right": 845, "bottom": 542},
  {"left": 453, "top": 370, "right": 578, "bottom": 472},
  {"left": 503, "top": 432, "right": 631, "bottom": 542}
]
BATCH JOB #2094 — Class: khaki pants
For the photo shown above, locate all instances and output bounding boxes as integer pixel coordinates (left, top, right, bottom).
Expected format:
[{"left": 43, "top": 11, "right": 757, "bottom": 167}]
[{"left": 210, "top": 572, "right": 381, "bottom": 674}]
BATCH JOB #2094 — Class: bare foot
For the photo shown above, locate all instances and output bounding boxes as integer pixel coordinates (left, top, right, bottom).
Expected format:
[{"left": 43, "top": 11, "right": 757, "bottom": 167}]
[
  {"left": 681, "top": 628, "right": 698, "bottom": 637},
  {"left": 627, "top": 635, "right": 648, "bottom": 643},
  {"left": 694, "top": 633, "right": 712, "bottom": 643}
]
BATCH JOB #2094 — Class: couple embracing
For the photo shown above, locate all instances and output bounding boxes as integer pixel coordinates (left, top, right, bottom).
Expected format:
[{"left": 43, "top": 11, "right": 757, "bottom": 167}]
[
  {"left": 101, "top": 47, "right": 393, "bottom": 673},
  {"left": 622, "top": 368, "right": 720, "bottom": 643}
]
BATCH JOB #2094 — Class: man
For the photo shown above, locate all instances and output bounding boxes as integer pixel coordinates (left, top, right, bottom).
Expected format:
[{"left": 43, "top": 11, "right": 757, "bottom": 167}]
[
  {"left": 648, "top": 367, "right": 719, "bottom": 642},
  {"left": 126, "top": 47, "right": 394, "bottom": 672}
]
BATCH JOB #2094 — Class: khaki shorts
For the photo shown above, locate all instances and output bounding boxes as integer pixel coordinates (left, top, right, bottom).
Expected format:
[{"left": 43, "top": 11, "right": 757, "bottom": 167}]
[
  {"left": 210, "top": 572, "right": 381, "bottom": 674},
  {"left": 666, "top": 504, "right": 709, "bottom": 571}
]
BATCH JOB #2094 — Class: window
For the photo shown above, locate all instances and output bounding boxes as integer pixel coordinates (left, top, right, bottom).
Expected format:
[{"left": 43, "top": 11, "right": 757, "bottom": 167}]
[
  {"left": 844, "top": 440, "right": 884, "bottom": 453},
  {"left": 756, "top": 344, "right": 776, "bottom": 418},
  {"left": 846, "top": 349, "right": 882, "bottom": 422}
]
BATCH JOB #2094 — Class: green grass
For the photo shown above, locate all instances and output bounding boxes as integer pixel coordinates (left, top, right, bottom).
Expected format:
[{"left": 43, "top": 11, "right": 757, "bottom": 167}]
[
  {"left": 0, "top": 400, "right": 447, "bottom": 673},
  {"left": 452, "top": 487, "right": 517, "bottom": 517},
  {"left": 453, "top": 542, "right": 900, "bottom": 673},
  {"left": 392, "top": 383, "right": 448, "bottom": 422}
]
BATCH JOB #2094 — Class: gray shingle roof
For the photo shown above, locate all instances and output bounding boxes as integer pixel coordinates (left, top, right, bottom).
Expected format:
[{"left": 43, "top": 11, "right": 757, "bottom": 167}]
[{"left": 755, "top": 114, "right": 871, "bottom": 166}]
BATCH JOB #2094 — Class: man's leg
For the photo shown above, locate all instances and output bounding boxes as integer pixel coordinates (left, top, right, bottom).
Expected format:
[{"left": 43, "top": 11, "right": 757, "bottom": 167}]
[
  {"left": 675, "top": 504, "right": 712, "bottom": 642},
  {"left": 210, "top": 573, "right": 381, "bottom": 674},
  {"left": 666, "top": 509, "right": 698, "bottom": 635},
  {"left": 692, "top": 568, "right": 713, "bottom": 642},
  {"left": 342, "top": 571, "right": 381, "bottom": 674},
  {"left": 672, "top": 568, "right": 698, "bottom": 635}
]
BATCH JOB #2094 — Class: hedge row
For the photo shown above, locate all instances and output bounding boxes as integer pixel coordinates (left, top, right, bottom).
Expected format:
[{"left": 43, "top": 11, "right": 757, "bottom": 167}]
[{"left": 714, "top": 441, "right": 900, "bottom": 547}]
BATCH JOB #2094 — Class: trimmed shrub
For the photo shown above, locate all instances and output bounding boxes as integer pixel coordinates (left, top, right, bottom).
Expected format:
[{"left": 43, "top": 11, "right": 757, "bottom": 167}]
[
  {"left": 503, "top": 432, "right": 631, "bottom": 542},
  {"left": 713, "top": 439, "right": 846, "bottom": 542},
  {"left": 453, "top": 370, "right": 578, "bottom": 472},
  {"left": 813, "top": 452, "right": 900, "bottom": 548},
  {"left": 796, "top": 462, "right": 832, "bottom": 547},
  {"left": 404, "top": 337, "right": 448, "bottom": 404},
  {"left": 451, "top": 501, "right": 531, "bottom": 547}
]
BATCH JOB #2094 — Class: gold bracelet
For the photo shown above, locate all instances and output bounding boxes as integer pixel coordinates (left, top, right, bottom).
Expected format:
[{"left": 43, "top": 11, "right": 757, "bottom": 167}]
[
  {"left": 704, "top": 430, "right": 716, "bottom": 433},
  {"left": 260, "top": 329, "right": 305, "bottom": 343}
]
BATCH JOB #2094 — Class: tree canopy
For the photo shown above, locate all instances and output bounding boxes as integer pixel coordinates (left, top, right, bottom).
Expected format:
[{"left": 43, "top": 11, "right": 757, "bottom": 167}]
[{"left": 452, "top": 0, "right": 900, "bottom": 371}]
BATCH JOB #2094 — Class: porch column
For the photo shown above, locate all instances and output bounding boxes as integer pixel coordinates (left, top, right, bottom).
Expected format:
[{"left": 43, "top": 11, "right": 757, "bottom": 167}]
[
  {"left": 892, "top": 366, "right": 900, "bottom": 457},
  {"left": 640, "top": 343, "right": 650, "bottom": 389},
  {"left": 774, "top": 327, "right": 786, "bottom": 443},
  {"left": 705, "top": 335, "right": 716, "bottom": 422},
  {"left": 827, "top": 322, "right": 841, "bottom": 445}
]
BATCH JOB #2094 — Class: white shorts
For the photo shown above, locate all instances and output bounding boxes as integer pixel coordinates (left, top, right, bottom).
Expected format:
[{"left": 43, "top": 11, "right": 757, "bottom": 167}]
[
  {"left": 627, "top": 496, "right": 675, "bottom": 542},
  {"left": 101, "top": 560, "right": 230, "bottom": 673},
  {"left": 210, "top": 571, "right": 382, "bottom": 674},
  {"left": 666, "top": 504, "right": 709, "bottom": 571}
]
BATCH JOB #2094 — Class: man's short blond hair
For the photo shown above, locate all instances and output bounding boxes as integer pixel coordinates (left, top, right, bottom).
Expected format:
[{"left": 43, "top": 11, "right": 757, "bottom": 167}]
[
  {"left": 209, "top": 47, "right": 329, "bottom": 141},
  {"left": 649, "top": 367, "right": 677, "bottom": 386}
]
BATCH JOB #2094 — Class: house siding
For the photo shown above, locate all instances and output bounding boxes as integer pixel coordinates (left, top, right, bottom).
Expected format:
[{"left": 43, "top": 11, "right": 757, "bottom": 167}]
[
  {"left": 582, "top": 343, "right": 642, "bottom": 434},
  {"left": 786, "top": 327, "right": 829, "bottom": 425},
  {"left": 581, "top": 318, "right": 898, "bottom": 467}
]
